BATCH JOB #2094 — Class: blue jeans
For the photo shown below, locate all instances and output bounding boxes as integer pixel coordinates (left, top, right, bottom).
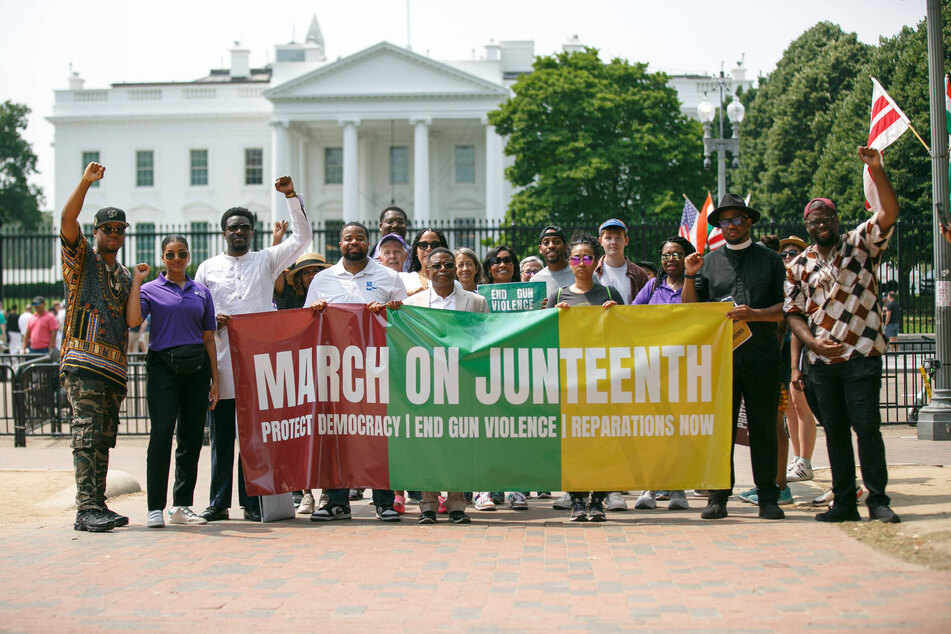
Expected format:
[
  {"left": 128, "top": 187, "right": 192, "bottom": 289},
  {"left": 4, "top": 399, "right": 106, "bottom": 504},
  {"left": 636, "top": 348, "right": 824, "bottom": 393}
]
[
  {"left": 810, "top": 355, "right": 890, "bottom": 510},
  {"left": 208, "top": 398, "right": 260, "bottom": 513}
]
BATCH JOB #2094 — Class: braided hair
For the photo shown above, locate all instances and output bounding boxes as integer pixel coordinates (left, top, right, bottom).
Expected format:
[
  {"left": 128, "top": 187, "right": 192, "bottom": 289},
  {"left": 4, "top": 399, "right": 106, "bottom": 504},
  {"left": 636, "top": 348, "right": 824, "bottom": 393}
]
[{"left": 647, "top": 236, "right": 696, "bottom": 302}]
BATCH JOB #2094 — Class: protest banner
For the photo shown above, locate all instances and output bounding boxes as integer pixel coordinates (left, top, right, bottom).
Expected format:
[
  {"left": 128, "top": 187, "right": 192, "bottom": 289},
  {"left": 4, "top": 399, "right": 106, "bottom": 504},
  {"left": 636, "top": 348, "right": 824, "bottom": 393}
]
[
  {"left": 477, "top": 281, "right": 546, "bottom": 312},
  {"left": 229, "top": 303, "right": 733, "bottom": 495}
]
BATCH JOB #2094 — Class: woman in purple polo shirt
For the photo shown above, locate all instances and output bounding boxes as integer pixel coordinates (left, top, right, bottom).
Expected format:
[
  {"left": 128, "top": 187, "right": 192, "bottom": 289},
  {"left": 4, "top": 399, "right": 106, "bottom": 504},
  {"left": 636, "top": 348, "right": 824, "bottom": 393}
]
[
  {"left": 633, "top": 235, "right": 696, "bottom": 512},
  {"left": 127, "top": 235, "right": 219, "bottom": 528}
]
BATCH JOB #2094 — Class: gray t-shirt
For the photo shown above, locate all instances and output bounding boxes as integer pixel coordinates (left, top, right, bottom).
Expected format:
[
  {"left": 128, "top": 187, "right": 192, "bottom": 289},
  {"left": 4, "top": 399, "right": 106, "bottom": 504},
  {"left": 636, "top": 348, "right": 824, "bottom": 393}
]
[{"left": 532, "top": 265, "right": 574, "bottom": 297}]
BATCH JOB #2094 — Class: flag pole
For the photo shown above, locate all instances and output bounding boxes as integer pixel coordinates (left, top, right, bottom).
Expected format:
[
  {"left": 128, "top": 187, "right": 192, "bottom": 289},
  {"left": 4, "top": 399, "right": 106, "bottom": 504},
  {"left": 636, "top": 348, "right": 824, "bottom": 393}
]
[{"left": 908, "top": 121, "right": 932, "bottom": 153}]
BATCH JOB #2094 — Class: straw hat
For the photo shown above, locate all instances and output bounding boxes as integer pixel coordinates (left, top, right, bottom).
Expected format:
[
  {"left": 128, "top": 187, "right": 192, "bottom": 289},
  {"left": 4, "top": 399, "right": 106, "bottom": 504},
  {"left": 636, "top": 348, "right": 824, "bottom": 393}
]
[{"left": 286, "top": 253, "right": 330, "bottom": 284}]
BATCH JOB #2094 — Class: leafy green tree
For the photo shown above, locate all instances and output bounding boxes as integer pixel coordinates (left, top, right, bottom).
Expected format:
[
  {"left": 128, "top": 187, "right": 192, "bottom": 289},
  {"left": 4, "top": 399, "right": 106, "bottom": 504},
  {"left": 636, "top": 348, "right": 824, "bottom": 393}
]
[
  {"left": 734, "top": 23, "right": 872, "bottom": 219},
  {"left": 0, "top": 101, "right": 44, "bottom": 229},
  {"left": 489, "top": 48, "right": 707, "bottom": 228}
]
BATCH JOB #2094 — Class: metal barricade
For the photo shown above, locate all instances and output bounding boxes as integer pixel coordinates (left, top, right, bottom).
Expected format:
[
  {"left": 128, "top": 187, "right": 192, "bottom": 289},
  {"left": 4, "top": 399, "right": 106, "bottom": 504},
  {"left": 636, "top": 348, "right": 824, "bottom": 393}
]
[
  {"left": 13, "top": 362, "right": 71, "bottom": 445},
  {"left": 880, "top": 336, "right": 937, "bottom": 425}
]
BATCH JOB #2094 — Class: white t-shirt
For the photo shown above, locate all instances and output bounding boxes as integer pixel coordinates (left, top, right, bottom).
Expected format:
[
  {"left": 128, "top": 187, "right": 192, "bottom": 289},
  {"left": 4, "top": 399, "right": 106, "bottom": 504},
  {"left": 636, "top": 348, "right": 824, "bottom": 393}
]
[{"left": 599, "top": 262, "right": 632, "bottom": 305}]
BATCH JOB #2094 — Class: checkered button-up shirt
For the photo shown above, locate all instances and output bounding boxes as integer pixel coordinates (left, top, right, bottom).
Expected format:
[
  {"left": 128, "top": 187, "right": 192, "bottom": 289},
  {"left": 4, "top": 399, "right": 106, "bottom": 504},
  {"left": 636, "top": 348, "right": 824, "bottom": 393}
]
[{"left": 783, "top": 217, "right": 893, "bottom": 364}]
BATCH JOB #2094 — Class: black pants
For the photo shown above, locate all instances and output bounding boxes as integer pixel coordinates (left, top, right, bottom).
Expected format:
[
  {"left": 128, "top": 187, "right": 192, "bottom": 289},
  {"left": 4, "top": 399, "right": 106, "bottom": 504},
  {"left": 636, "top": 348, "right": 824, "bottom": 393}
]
[
  {"left": 710, "top": 357, "right": 781, "bottom": 507},
  {"left": 327, "top": 488, "right": 394, "bottom": 507},
  {"left": 146, "top": 353, "right": 210, "bottom": 511},
  {"left": 810, "top": 356, "right": 889, "bottom": 510},
  {"left": 208, "top": 398, "right": 260, "bottom": 513}
]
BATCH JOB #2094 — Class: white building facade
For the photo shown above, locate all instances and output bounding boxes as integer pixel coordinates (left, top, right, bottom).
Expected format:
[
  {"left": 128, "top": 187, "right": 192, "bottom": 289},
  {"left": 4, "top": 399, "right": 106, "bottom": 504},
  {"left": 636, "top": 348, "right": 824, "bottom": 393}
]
[{"left": 47, "top": 19, "right": 752, "bottom": 242}]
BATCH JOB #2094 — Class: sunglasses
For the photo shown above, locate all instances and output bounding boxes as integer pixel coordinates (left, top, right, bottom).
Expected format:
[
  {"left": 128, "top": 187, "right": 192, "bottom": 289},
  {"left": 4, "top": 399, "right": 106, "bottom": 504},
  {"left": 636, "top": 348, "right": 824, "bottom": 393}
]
[
  {"left": 780, "top": 249, "right": 801, "bottom": 259},
  {"left": 491, "top": 256, "right": 514, "bottom": 265},
  {"left": 226, "top": 223, "right": 253, "bottom": 233},
  {"left": 428, "top": 261, "right": 456, "bottom": 271},
  {"left": 164, "top": 250, "right": 189, "bottom": 260},
  {"left": 569, "top": 255, "right": 595, "bottom": 266},
  {"left": 416, "top": 241, "right": 442, "bottom": 251},
  {"left": 660, "top": 252, "right": 684, "bottom": 262},
  {"left": 805, "top": 216, "right": 837, "bottom": 229},
  {"left": 716, "top": 216, "right": 748, "bottom": 229},
  {"left": 97, "top": 225, "right": 126, "bottom": 235}
]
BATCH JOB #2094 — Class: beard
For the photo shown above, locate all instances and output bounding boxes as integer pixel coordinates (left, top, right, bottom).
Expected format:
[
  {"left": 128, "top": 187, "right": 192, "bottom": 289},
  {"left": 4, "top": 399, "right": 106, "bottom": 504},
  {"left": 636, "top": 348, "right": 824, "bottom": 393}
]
[
  {"left": 343, "top": 249, "right": 366, "bottom": 262},
  {"left": 815, "top": 231, "right": 841, "bottom": 248}
]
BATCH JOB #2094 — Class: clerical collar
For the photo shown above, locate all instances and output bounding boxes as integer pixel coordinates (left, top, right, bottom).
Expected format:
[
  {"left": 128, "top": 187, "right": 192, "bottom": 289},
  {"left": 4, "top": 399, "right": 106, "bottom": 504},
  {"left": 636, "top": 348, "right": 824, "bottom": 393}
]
[{"left": 726, "top": 238, "right": 753, "bottom": 250}]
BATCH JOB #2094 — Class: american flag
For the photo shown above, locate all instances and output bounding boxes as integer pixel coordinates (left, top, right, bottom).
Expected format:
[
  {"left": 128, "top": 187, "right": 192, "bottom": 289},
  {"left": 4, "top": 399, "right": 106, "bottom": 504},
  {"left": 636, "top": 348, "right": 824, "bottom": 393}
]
[
  {"left": 864, "top": 77, "right": 909, "bottom": 210},
  {"left": 679, "top": 196, "right": 704, "bottom": 252}
]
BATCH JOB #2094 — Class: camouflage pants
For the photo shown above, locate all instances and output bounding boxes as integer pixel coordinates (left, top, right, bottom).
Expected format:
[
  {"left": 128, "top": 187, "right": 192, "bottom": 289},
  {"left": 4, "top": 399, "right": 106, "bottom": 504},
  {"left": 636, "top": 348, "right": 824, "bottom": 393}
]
[{"left": 62, "top": 374, "right": 125, "bottom": 511}]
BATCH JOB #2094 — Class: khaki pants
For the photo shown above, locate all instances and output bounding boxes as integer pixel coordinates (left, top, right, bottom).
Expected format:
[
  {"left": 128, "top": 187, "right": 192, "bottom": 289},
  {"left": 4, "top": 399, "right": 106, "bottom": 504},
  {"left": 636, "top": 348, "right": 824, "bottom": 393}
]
[{"left": 420, "top": 491, "right": 467, "bottom": 514}]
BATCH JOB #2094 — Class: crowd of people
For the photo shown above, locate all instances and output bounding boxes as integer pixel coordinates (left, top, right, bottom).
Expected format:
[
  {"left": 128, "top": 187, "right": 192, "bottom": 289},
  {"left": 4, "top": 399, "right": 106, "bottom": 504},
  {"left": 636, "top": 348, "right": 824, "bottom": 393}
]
[{"left": 57, "top": 146, "right": 914, "bottom": 531}]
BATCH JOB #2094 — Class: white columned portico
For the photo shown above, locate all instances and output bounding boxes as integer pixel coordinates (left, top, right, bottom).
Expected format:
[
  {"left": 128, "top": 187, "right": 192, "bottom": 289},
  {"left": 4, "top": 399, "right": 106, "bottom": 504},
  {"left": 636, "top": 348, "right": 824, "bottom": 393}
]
[
  {"left": 483, "top": 115, "right": 505, "bottom": 222},
  {"left": 340, "top": 118, "right": 361, "bottom": 221},
  {"left": 410, "top": 116, "right": 431, "bottom": 223},
  {"left": 271, "top": 120, "right": 290, "bottom": 222}
]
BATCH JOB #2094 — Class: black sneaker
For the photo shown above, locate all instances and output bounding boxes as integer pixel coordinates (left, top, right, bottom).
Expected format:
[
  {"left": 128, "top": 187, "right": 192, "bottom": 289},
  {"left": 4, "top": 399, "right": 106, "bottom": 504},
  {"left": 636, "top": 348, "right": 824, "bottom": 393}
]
[
  {"left": 449, "top": 510, "right": 472, "bottom": 524},
  {"left": 74, "top": 508, "right": 116, "bottom": 532},
  {"left": 570, "top": 500, "right": 587, "bottom": 522},
  {"left": 587, "top": 500, "right": 606, "bottom": 522},
  {"left": 417, "top": 510, "right": 437, "bottom": 524},
  {"left": 101, "top": 507, "right": 129, "bottom": 527},
  {"left": 199, "top": 506, "right": 229, "bottom": 522},
  {"left": 815, "top": 505, "right": 860, "bottom": 523},
  {"left": 869, "top": 505, "right": 901, "bottom": 523},
  {"left": 348, "top": 488, "right": 364, "bottom": 501},
  {"left": 311, "top": 504, "right": 352, "bottom": 522},
  {"left": 700, "top": 502, "right": 728, "bottom": 520},
  {"left": 376, "top": 505, "right": 401, "bottom": 522},
  {"left": 758, "top": 503, "right": 785, "bottom": 520},
  {"left": 489, "top": 492, "right": 505, "bottom": 505}
]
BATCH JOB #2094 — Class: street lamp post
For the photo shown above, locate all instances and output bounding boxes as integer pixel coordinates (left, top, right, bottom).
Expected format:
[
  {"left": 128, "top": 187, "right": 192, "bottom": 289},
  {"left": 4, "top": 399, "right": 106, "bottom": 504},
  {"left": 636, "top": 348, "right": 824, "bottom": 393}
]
[{"left": 698, "top": 71, "right": 745, "bottom": 204}]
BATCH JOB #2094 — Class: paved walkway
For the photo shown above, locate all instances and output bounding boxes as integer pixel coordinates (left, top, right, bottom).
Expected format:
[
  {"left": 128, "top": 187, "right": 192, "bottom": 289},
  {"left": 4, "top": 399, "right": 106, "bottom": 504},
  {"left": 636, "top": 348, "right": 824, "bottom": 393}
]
[{"left": 1, "top": 428, "right": 950, "bottom": 631}]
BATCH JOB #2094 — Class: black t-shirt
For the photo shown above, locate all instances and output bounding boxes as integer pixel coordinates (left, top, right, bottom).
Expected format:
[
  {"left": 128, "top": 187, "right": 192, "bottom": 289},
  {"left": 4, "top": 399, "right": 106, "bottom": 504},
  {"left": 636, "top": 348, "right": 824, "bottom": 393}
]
[
  {"left": 884, "top": 300, "right": 902, "bottom": 326},
  {"left": 546, "top": 283, "right": 625, "bottom": 308},
  {"left": 694, "top": 242, "right": 785, "bottom": 362}
]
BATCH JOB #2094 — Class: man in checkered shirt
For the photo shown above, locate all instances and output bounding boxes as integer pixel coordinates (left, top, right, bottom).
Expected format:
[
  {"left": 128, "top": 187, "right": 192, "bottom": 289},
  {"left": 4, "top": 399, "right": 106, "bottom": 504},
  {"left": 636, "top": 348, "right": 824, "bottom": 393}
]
[{"left": 784, "top": 146, "right": 900, "bottom": 524}]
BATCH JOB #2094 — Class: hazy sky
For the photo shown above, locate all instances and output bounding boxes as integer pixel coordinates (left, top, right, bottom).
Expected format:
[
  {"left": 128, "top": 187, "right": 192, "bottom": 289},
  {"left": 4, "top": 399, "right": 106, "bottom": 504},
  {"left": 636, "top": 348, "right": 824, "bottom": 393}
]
[{"left": 0, "top": 0, "right": 928, "bottom": 205}]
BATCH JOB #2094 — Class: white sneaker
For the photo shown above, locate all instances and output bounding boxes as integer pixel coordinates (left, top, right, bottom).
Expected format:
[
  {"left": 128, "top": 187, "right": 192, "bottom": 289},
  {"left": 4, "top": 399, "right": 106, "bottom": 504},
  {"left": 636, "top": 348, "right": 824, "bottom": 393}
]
[
  {"left": 634, "top": 491, "right": 657, "bottom": 510},
  {"left": 605, "top": 492, "right": 628, "bottom": 511},
  {"left": 552, "top": 492, "right": 572, "bottom": 510},
  {"left": 297, "top": 492, "right": 315, "bottom": 515},
  {"left": 168, "top": 506, "right": 208, "bottom": 525},
  {"left": 147, "top": 509, "right": 165, "bottom": 528},
  {"left": 667, "top": 490, "right": 689, "bottom": 510},
  {"left": 508, "top": 492, "right": 528, "bottom": 510},
  {"left": 474, "top": 492, "right": 496, "bottom": 511},
  {"left": 786, "top": 459, "right": 814, "bottom": 482}
]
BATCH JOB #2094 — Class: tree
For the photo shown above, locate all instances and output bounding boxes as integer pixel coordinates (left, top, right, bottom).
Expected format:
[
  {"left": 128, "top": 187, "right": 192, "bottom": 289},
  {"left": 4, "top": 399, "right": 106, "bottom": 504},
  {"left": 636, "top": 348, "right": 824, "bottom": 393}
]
[
  {"left": 489, "top": 48, "right": 707, "bottom": 228},
  {"left": 0, "top": 101, "right": 44, "bottom": 229},
  {"left": 733, "top": 23, "right": 872, "bottom": 220}
]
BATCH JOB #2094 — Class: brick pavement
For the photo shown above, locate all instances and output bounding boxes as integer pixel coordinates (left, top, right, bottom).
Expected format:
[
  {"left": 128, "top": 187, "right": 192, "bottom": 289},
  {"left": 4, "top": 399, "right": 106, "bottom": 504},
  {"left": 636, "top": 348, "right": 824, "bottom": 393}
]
[{"left": 1, "top": 431, "right": 950, "bottom": 631}]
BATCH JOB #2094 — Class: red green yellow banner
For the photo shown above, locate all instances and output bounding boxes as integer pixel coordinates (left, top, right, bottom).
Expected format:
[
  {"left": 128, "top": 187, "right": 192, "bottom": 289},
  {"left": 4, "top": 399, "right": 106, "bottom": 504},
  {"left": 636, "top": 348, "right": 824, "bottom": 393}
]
[{"left": 229, "top": 303, "right": 733, "bottom": 495}]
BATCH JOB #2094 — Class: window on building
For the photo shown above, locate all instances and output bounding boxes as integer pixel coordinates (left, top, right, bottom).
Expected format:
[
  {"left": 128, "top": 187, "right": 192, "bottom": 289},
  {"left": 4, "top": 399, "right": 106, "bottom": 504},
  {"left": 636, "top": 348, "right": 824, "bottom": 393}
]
[
  {"left": 190, "top": 149, "right": 208, "bottom": 186},
  {"left": 245, "top": 148, "right": 263, "bottom": 185},
  {"left": 82, "top": 151, "right": 100, "bottom": 188},
  {"left": 325, "top": 147, "right": 343, "bottom": 184},
  {"left": 454, "top": 145, "right": 475, "bottom": 184},
  {"left": 390, "top": 146, "right": 409, "bottom": 184},
  {"left": 136, "top": 150, "right": 154, "bottom": 187},
  {"left": 135, "top": 223, "right": 156, "bottom": 265},
  {"left": 190, "top": 222, "right": 210, "bottom": 263},
  {"left": 454, "top": 217, "right": 477, "bottom": 250}
]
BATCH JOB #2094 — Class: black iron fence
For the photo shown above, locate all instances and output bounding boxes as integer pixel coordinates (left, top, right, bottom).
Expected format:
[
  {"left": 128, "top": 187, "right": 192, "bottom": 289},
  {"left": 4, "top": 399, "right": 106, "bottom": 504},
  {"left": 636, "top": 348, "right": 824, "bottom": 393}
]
[{"left": 0, "top": 216, "right": 938, "bottom": 332}]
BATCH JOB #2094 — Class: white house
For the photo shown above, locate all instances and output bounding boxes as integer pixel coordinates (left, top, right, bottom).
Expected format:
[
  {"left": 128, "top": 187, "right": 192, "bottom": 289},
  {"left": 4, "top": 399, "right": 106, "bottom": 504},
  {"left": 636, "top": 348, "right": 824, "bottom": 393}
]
[{"left": 47, "top": 17, "right": 752, "bottom": 247}]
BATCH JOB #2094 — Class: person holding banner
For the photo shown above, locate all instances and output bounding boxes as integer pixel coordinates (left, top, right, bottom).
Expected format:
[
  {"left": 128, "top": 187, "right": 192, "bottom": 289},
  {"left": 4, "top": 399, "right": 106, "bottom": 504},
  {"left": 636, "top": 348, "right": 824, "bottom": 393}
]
[
  {"left": 306, "top": 220, "right": 407, "bottom": 522},
  {"left": 195, "top": 176, "right": 311, "bottom": 523},
  {"left": 403, "top": 247, "right": 488, "bottom": 524},
  {"left": 682, "top": 194, "right": 787, "bottom": 521},
  {"left": 632, "top": 236, "right": 697, "bottom": 512},
  {"left": 548, "top": 233, "right": 624, "bottom": 522},
  {"left": 784, "top": 146, "right": 901, "bottom": 524},
  {"left": 454, "top": 248, "right": 483, "bottom": 292},
  {"left": 126, "top": 236, "right": 219, "bottom": 528}
]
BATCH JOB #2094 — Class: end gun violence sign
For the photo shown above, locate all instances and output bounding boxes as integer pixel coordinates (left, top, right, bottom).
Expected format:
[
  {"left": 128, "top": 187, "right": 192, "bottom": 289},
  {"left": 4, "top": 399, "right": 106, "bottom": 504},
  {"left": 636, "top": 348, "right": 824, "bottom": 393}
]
[{"left": 229, "top": 303, "right": 733, "bottom": 496}]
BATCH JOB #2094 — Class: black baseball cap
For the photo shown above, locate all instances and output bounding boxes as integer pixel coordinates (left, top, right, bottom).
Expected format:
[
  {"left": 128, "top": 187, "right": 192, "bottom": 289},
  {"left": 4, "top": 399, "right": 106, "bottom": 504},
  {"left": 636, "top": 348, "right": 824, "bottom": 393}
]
[
  {"left": 539, "top": 225, "right": 567, "bottom": 244},
  {"left": 94, "top": 207, "right": 129, "bottom": 227}
]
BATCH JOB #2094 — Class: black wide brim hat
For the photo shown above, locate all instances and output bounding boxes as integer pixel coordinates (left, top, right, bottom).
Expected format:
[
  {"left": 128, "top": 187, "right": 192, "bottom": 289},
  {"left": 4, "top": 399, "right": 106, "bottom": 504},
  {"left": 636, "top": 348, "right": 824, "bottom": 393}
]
[{"left": 708, "top": 193, "right": 761, "bottom": 226}]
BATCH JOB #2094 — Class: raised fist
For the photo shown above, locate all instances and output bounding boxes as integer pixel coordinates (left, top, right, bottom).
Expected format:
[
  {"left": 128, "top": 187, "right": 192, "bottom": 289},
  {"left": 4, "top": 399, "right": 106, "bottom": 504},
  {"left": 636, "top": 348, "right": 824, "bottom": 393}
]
[{"left": 83, "top": 162, "right": 105, "bottom": 183}]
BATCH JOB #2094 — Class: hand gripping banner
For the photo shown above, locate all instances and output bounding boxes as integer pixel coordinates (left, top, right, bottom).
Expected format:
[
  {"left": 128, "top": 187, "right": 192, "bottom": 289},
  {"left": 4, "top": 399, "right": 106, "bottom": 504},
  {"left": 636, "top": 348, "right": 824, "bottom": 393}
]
[{"left": 229, "top": 303, "right": 733, "bottom": 495}]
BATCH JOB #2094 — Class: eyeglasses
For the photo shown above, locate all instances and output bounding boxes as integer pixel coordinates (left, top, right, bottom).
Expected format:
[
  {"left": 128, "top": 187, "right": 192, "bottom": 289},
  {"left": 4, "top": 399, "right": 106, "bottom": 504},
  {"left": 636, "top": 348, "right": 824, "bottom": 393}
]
[
  {"left": 660, "top": 252, "right": 683, "bottom": 262},
  {"left": 716, "top": 216, "right": 747, "bottom": 229},
  {"left": 805, "top": 216, "right": 837, "bottom": 229},
  {"left": 97, "top": 225, "right": 126, "bottom": 235},
  {"left": 164, "top": 250, "right": 189, "bottom": 260},
  {"left": 428, "top": 261, "right": 456, "bottom": 271},
  {"left": 780, "top": 249, "right": 801, "bottom": 259},
  {"left": 491, "top": 256, "right": 514, "bottom": 265},
  {"left": 416, "top": 241, "right": 442, "bottom": 251},
  {"left": 226, "top": 223, "right": 253, "bottom": 233},
  {"left": 569, "top": 255, "right": 595, "bottom": 266}
]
